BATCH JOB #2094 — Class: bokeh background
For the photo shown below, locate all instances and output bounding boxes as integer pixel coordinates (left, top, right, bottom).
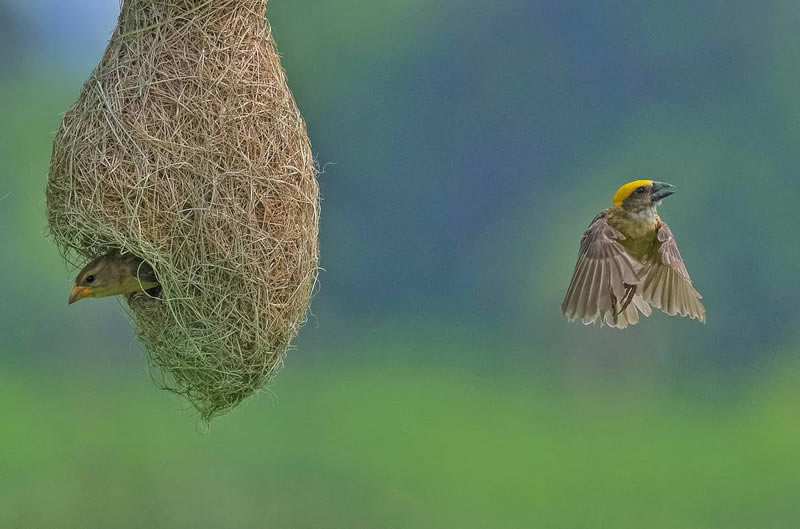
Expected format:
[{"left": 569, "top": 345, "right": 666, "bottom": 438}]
[{"left": 2, "top": 1, "right": 800, "bottom": 527}]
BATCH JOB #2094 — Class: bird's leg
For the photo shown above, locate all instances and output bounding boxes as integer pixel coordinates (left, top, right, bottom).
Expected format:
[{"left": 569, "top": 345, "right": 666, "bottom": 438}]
[
  {"left": 610, "top": 291, "right": 618, "bottom": 325},
  {"left": 615, "top": 283, "right": 637, "bottom": 316}
]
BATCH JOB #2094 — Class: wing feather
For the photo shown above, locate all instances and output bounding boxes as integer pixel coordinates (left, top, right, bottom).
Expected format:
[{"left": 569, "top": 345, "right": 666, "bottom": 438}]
[
  {"left": 633, "top": 294, "right": 652, "bottom": 317},
  {"left": 578, "top": 259, "right": 594, "bottom": 321},
  {"left": 640, "top": 221, "right": 706, "bottom": 323},
  {"left": 561, "top": 211, "right": 646, "bottom": 328},
  {"left": 585, "top": 260, "right": 603, "bottom": 323}
]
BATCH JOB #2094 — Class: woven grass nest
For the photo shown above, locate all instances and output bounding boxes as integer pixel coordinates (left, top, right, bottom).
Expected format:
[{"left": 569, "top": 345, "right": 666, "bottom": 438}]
[{"left": 46, "top": 0, "right": 319, "bottom": 420}]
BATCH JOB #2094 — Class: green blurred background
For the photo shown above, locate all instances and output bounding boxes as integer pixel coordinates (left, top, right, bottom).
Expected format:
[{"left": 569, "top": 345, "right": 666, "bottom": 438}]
[{"left": 2, "top": 1, "right": 800, "bottom": 527}]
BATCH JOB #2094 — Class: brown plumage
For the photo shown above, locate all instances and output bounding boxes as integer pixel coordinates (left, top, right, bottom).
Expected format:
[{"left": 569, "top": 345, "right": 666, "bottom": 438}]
[
  {"left": 562, "top": 180, "right": 705, "bottom": 329},
  {"left": 68, "top": 251, "right": 160, "bottom": 304}
]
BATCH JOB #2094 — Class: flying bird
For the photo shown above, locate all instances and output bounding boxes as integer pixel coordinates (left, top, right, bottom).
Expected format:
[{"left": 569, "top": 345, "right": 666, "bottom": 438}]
[
  {"left": 68, "top": 251, "right": 160, "bottom": 304},
  {"left": 561, "top": 180, "right": 705, "bottom": 329}
]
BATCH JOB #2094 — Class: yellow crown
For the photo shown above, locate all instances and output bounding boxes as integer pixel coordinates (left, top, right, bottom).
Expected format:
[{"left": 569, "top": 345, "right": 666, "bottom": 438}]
[{"left": 612, "top": 180, "right": 653, "bottom": 207}]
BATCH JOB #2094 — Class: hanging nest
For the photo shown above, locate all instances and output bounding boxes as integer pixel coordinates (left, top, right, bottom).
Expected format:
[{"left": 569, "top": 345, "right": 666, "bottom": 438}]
[{"left": 46, "top": 0, "right": 319, "bottom": 420}]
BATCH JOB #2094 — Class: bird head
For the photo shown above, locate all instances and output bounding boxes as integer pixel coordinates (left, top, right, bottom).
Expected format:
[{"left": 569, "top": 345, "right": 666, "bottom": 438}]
[
  {"left": 68, "top": 252, "right": 158, "bottom": 304},
  {"left": 612, "top": 180, "right": 675, "bottom": 213}
]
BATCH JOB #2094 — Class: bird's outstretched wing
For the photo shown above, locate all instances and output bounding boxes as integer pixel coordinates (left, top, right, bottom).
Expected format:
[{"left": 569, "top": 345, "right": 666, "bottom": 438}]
[
  {"left": 561, "top": 212, "right": 652, "bottom": 329},
  {"left": 639, "top": 221, "right": 706, "bottom": 323}
]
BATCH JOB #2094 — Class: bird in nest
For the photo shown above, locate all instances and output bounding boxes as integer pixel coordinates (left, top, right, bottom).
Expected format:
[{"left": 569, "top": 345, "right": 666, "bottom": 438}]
[
  {"left": 68, "top": 251, "right": 160, "bottom": 304},
  {"left": 562, "top": 180, "right": 705, "bottom": 329}
]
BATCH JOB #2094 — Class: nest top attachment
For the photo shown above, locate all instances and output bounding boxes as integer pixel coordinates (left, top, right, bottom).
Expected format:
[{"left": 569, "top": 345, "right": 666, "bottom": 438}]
[{"left": 47, "top": 0, "right": 319, "bottom": 420}]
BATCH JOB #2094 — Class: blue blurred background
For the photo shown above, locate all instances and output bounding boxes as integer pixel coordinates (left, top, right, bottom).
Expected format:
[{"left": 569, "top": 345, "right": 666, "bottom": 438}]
[{"left": 2, "top": 1, "right": 800, "bottom": 527}]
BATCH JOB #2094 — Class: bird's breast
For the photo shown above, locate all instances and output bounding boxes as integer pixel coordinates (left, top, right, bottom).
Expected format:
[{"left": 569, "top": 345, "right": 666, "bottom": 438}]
[{"left": 607, "top": 210, "right": 659, "bottom": 261}]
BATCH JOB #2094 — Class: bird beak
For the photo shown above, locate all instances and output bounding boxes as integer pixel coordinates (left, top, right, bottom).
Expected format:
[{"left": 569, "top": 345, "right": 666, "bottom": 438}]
[
  {"left": 68, "top": 285, "right": 92, "bottom": 304},
  {"left": 651, "top": 181, "right": 675, "bottom": 202}
]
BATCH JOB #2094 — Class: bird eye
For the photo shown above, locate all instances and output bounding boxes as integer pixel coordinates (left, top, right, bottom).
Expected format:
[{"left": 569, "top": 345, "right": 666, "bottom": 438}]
[
  {"left": 86, "top": 274, "right": 95, "bottom": 284},
  {"left": 636, "top": 186, "right": 646, "bottom": 194}
]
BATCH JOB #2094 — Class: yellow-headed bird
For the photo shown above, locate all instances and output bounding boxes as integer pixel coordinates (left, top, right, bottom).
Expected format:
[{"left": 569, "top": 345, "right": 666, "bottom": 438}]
[
  {"left": 68, "top": 251, "right": 160, "bottom": 304},
  {"left": 562, "top": 180, "right": 705, "bottom": 329}
]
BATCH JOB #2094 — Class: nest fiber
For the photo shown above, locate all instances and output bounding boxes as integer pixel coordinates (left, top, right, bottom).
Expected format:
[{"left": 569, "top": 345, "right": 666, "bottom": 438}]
[{"left": 46, "top": 0, "right": 319, "bottom": 420}]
